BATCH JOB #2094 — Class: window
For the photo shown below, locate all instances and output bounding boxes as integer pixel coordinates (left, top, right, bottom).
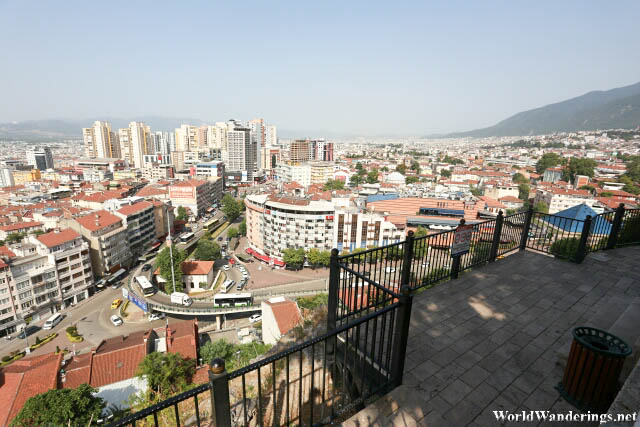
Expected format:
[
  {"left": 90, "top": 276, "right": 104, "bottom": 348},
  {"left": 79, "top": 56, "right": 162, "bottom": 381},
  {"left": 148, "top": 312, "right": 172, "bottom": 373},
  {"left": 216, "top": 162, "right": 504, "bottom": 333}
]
[{"left": 16, "top": 281, "right": 30, "bottom": 291}]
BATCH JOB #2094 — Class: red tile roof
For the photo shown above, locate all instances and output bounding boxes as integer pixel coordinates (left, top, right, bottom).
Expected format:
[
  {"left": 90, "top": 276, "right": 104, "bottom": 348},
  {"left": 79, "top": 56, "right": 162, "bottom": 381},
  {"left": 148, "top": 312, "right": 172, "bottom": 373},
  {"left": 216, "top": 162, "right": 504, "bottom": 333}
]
[
  {"left": 116, "top": 201, "right": 153, "bottom": 216},
  {"left": 90, "top": 330, "right": 150, "bottom": 388},
  {"left": 60, "top": 353, "right": 93, "bottom": 389},
  {"left": 0, "top": 221, "right": 43, "bottom": 232},
  {"left": 166, "top": 320, "right": 198, "bottom": 360},
  {"left": 264, "top": 298, "right": 301, "bottom": 336},
  {"left": 136, "top": 186, "right": 168, "bottom": 197},
  {"left": 0, "top": 245, "right": 16, "bottom": 258},
  {"left": 0, "top": 352, "right": 63, "bottom": 425},
  {"left": 181, "top": 261, "right": 214, "bottom": 276},
  {"left": 35, "top": 228, "right": 81, "bottom": 248},
  {"left": 76, "top": 210, "right": 122, "bottom": 232}
]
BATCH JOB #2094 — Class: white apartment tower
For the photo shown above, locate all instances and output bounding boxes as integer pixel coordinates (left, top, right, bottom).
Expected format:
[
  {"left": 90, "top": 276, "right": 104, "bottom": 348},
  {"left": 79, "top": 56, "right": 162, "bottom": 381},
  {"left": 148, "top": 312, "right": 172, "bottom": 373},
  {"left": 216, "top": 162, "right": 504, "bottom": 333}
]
[
  {"left": 84, "top": 121, "right": 120, "bottom": 159},
  {"left": 129, "top": 122, "right": 152, "bottom": 169}
]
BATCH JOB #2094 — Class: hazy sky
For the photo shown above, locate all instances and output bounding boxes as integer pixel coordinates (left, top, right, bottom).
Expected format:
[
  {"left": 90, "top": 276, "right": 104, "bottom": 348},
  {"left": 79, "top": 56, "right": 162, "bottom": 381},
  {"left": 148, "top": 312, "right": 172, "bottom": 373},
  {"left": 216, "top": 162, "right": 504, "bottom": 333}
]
[{"left": 1, "top": 0, "right": 639, "bottom": 135}]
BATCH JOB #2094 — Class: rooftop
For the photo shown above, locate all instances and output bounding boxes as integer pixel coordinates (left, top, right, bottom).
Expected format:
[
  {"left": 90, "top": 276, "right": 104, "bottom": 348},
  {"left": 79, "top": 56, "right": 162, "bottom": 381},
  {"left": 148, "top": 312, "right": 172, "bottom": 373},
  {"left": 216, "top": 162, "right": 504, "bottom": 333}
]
[
  {"left": 76, "top": 210, "right": 122, "bottom": 232},
  {"left": 35, "top": 228, "right": 81, "bottom": 248},
  {"left": 343, "top": 247, "right": 640, "bottom": 426}
]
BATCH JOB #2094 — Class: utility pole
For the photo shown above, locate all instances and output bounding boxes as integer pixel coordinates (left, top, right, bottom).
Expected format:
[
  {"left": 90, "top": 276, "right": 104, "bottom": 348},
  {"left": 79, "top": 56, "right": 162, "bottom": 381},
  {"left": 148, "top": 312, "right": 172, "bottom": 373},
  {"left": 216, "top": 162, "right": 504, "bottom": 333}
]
[{"left": 166, "top": 210, "right": 177, "bottom": 294}]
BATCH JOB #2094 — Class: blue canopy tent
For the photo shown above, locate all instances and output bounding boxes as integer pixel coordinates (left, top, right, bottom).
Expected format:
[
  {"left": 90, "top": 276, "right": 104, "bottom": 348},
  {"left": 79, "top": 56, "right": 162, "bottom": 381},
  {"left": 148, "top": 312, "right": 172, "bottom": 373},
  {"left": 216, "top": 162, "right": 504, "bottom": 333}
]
[{"left": 542, "top": 203, "right": 612, "bottom": 234}]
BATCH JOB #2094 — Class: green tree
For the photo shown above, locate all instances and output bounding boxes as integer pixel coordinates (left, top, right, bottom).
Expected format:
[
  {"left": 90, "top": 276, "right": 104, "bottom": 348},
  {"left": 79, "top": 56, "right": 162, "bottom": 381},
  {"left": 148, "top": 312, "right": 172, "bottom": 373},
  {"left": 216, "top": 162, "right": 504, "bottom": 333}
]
[
  {"left": 200, "top": 339, "right": 235, "bottom": 365},
  {"left": 535, "top": 153, "right": 562, "bottom": 174},
  {"left": 562, "top": 157, "right": 597, "bottom": 182},
  {"left": 323, "top": 179, "right": 345, "bottom": 191},
  {"left": 11, "top": 384, "right": 105, "bottom": 427},
  {"left": 600, "top": 191, "right": 614, "bottom": 197},
  {"left": 221, "top": 194, "right": 243, "bottom": 222},
  {"left": 622, "top": 155, "right": 640, "bottom": 182},
  {"left": 32, "top": 229, "right": 46, "bottom": 236},
  {"left": 194, "top": 239, "right": 221, "bottom": 261},
  {"left": 282, "top": 248, "right": 305, "bottom": 269},
  {"left": 518, "top": 183, "right": 530, "bottom": 200},
  {"left": 226, "top": 226, "right": 239, "bottom": 239},
  {"left": 533, "top": 201, "right": 549, "bottom": 214},
  {"left": 442, "top": 155, "right": 464, "bottom": 165},
  {"left": 579, "top": 185, "right": 596, "bottom": 193},
  {"left": 306, "top": 248, "right": 323, "bottom": 267},
  {"left": 5, "top": 232, "right": 26, "bottom": 244},
  {"left": 470, "top": 186, "right": 483, "bottom": 197},
  {"left": 366, "top": 169, "right": 379, "bottom": 184},
  {"left": 410, "top": 160, "right": 421, "bottom": 174},
  {"left": 136, "top": 352, "right": 195, "bottom": 399},
  {"left": 512, "top": 173, "right": 528, "bottom": 184},
  {"left": 355, "top": 162, "right": 364, "bottom": 173},
  {"left": 405, "top": 176, "right": 419, "bottom": 184},
  {"left": 618, "top": 175, "right": 640, "bottom": 195},
  {"left": 349, "top": 174, "right": 363, "bottom": 186},
  {"left": 238, "top": 219, "right": 247, "bottom": 236},
  {"left": 396, "top": 163, "right": 407, "bottom": 174},
  {"left": 381, "top": 166, "right": 389, "bottom": 172},
  {"left": 176, "top": 206, "right": 189, "bottom": 221},
  {"left": 440, "top": 169, "right": 451, "bottom": 178},
  {"left": 155, "top": 245, "right": 186, "bottom": 293},
  {"left": 414, "top": 226, "right": 429, "bottom": 237},
  {"left": 317, "top": 250, "right": 331, "bottom": 267}
]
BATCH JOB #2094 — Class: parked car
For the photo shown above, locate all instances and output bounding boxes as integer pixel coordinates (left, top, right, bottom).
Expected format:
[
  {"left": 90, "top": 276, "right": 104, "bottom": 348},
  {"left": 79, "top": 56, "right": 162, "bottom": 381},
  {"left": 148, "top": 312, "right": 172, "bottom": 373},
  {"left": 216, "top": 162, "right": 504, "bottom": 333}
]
[
  {"left": 111, "top": 299, "right": 122, "bottom": 309},
  {"left": 249, "top": 314, "right": 262, "bottom": 324},
  {"left": 111, "top": 281, "right": 122, "bottom": 290},
  {"left": 218, "top": 237, "right": 223, "bottom": 241},
  {"left": 385, "top": 267, "right": 396, "bottom": 273},
  {"left": 148, "top": 312, "right": 166, "bottom": 322},
  {"left": 223, "top": 265, "right": 230, "bottom": 271},
  {"left": 420, "top": 262, "right": 429, "bottom": 268},
  {"left": 18, "top": 326, "right": 40, "bottom": 339},
  {"left": 110, "top": 315, "right": 123, "bottom": 326},
  {"left": 142, "top": 264, "right": 152, "bottom": 272}
]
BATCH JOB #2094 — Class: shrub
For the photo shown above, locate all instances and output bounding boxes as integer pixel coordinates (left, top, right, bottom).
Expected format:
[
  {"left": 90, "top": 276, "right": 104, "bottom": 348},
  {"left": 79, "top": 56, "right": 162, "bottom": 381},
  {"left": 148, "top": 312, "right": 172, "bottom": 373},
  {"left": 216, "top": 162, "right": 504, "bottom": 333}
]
[
  {"left": 618, "top": 215, "right": 640, "bottom": 245},
  {"left": 55, "top": 345, "right": 60, "bottom": 354},
  {"left": 2, "top": 355, "right": 10, "bottom": 362},
  {"left": 550, "top": 237, "right": 580, "bottom": 260},
  {"left": 66, "top": 326, "right": 77, "bottom": 335},
  {"left": 35, "top": 336, "right": 41, "bottom": 345}
]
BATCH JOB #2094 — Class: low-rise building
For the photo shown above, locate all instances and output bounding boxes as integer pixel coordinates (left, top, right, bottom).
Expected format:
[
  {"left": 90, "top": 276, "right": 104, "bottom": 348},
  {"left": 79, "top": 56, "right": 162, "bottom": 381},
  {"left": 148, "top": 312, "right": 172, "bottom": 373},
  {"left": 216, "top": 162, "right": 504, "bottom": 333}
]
[
  {"left": 0, "top": 221, "right": 44, "bottom": 240},
  {"left": 261, "top": 297, "right": 302, "bottom": 345},
  {"left": 534, "top": 188, "right": 597, "bottom": 214}
]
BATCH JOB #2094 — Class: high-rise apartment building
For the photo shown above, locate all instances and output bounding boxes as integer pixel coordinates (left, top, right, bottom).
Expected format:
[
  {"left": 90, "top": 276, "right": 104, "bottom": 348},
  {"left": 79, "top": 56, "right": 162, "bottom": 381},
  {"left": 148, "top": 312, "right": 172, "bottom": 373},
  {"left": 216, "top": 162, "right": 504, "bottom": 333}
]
[
  {"left": 266, "top": 125, "right": 277, "bottom": 146},
  {"left": 289, "top": 139, "right": 312, "bottom": 163},
  {"left": 175, "top": 125, "right": 198, "bottom": 151},
  {"left": 227, "top": 127, "right": 256, "bottom": 181},
  {"left": 26, "top": 146, "right": 54, "bottom": 170},
  {"left": 83, "top": 121, "right": 120, "bottom": 159},
  {"left": 129, "top": 122, "right": 152, "bottom": 169},
  {"left": 0, "top": 167, "right": 15, "bottom": 188}
]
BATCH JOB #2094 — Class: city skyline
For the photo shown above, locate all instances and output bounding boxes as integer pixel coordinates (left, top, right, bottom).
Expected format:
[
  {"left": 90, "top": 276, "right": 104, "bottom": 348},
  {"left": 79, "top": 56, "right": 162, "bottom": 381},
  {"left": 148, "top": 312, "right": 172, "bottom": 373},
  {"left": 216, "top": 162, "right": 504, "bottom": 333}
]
[{"left": 1, "top": 1, "right": 639, "bottom": 136}]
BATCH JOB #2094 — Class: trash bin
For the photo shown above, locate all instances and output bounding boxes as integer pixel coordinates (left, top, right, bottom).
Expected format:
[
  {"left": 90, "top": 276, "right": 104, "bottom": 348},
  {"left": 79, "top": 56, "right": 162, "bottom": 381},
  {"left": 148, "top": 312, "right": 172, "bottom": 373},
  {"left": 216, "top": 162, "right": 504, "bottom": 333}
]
[{"left": 556, "top": 326, "right": 632, "bottom": 412}]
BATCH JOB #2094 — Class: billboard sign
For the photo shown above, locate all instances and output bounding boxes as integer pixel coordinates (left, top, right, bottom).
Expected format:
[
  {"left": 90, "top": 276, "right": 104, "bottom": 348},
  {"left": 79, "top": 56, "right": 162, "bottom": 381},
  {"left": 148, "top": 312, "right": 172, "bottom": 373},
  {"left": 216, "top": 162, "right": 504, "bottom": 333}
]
[{"left": 451, "top": 224, "right": 473, "bottom": 257}]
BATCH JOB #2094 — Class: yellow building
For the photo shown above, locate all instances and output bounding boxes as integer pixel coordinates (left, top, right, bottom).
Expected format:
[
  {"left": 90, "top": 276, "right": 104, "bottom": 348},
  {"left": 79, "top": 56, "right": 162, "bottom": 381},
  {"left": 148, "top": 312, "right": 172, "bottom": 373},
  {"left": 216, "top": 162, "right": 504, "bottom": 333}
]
[
  {"left": 113, "top": 170, "right": 139, "bottom": 180},
  {"left": 12, "top": 169, "right": 41, "bottom": 185}
]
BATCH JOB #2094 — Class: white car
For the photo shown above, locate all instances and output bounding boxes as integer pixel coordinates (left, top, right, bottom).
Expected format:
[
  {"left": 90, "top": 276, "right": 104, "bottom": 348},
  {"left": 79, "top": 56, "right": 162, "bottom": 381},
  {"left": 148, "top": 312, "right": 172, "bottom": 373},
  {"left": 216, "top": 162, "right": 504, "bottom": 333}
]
[
  {"left": 110, "top": 315, "right": 123, "bottom": 326},
  {"left": 223, "top": 265, "right": 230, "bottom": 271},
  {"left": 148, "top": 312, "right": 166, "bottom": 322},
  {"left": 385, "top": 267, "right": 396, "bottom": 273},
  {"left": 249, "top": 314, "right": 262, "bottom": 324},
  {"left": 242, "top": 272, "right": 249, "bottom": 277},
  {"left": 420, "top": 262, "right": 429, "bottom": 268}
]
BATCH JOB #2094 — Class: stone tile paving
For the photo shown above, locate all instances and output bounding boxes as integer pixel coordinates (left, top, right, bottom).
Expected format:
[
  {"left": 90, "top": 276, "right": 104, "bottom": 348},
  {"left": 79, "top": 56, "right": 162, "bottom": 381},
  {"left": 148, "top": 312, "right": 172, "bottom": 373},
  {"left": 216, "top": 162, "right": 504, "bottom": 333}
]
[{"left": 341, "top": 247, "right": 640, "bottom": 426}]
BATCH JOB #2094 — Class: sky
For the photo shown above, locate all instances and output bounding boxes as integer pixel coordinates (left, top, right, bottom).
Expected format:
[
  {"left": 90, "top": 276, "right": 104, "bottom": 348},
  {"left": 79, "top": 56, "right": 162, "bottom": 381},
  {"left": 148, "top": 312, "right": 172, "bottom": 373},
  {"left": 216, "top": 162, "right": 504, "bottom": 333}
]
[{"left": 1, "top": 0, "right": 639, "bottom": 136}]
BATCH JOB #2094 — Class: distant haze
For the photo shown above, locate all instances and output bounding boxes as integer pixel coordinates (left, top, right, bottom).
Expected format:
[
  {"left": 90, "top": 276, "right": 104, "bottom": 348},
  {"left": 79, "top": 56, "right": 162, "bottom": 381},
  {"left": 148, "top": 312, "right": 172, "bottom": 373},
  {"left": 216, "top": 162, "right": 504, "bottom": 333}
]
[{"left": 1, "top": 1, "right": 639, "bottom": 136}]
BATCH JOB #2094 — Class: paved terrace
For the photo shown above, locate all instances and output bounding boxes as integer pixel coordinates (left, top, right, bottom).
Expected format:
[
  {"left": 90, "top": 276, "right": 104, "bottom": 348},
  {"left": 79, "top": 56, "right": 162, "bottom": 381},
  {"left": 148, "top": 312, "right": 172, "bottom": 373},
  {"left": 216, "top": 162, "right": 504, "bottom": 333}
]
[{"left": 343, "top": 247, "right": 640, "bottom": 426}]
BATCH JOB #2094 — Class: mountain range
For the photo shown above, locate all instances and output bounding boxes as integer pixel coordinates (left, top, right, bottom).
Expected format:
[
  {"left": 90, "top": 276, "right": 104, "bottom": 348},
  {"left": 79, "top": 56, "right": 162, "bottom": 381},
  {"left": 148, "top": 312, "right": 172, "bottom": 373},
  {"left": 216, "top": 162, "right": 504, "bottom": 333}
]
[
  {"left": 446, "top": 81, "right": 640, "bottom": 138},
  {"left": 2, "top": 82, "right": 640, "bottom": 141}
]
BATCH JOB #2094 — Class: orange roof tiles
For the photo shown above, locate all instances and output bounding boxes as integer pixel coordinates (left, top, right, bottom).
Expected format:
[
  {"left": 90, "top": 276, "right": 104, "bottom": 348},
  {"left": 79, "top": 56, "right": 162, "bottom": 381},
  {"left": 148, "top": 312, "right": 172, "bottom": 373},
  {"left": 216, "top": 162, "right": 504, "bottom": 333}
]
[
  {"left": 90, "top": 330, "right": 150, "bottom": 388},
  {"left": 181, "top": 261, "right": 214, "bottom": 276},
  {"left": 76, "top": 210, "right": 121, "bottom": 232},
  {"left": 116, "top": 201, "right": 153, "bottom": 216},
  {"left": 35, "top": 228, "right": 81, "bottom": 248},
  {"left": 265, "top": 298, "right": 301, "bottom": 336},
  {"left": 0, "top": 221, "right": 43, "bottom": 232},
  {"left": 166, "top": 320, "right": 199, "bottom": 361}
]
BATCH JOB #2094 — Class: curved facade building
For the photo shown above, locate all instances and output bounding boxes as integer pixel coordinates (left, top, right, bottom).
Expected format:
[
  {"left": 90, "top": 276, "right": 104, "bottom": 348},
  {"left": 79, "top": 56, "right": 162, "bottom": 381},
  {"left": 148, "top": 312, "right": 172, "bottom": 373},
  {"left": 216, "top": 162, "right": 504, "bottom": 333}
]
[{"left": 245, "top": 194, "right": 334, "bottom": 260}]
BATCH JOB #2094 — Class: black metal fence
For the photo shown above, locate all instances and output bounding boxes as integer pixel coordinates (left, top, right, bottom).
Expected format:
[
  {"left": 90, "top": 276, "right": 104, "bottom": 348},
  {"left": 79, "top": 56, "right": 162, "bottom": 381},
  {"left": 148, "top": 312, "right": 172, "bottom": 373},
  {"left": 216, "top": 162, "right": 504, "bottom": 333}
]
[{"left": 106, "top": 204, "right": 639, "bottom": 427}]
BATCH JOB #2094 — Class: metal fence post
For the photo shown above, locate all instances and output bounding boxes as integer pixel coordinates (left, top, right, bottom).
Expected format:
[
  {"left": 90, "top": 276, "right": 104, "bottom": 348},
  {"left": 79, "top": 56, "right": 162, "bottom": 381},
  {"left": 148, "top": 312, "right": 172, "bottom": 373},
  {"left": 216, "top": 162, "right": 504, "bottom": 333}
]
[
  {"left": 489, "top": 211, "right": 504, "bottom": 262},
  {"left": 390, "top": 285, "right": 414, "bottom": 388},
  {"left": 606, "top": 203, "right": 625, "bottom": 249},
  {"left": 400, "top": 231, "right": 415, "bottom": 289},
  {"left": 208, "top": 358, "right": 231, "bottom": 427},
  {"left": 451, "top": 219, "right": 465, "bottom": 279},
  {"left": 327, "top": 248, "right": 340, "bottom": 332},
  {"left": 576, "top": 215, "right": 593, "bottom": 263},
  {"left": 519, "top": 207, "right": 534, "bottom": 251}
]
